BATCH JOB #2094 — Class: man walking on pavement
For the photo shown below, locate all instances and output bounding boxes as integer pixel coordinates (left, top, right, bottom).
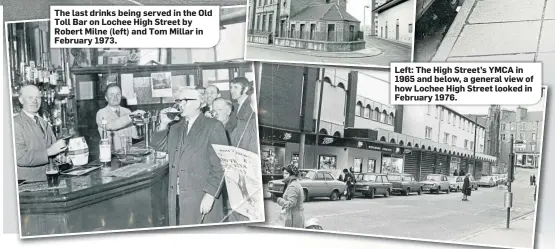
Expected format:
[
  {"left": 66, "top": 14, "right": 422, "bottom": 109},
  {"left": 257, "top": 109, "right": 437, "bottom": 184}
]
[{"left": 343, "top": 168, "right": 356, "bottom": 200}]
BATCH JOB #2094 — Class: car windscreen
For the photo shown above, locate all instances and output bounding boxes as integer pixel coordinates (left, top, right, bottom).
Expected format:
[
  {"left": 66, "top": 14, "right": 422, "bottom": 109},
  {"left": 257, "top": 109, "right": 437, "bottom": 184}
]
[
  {"left": 447, "top": 176, "right": 458, "bottom": 181},
  {"left": 360, "top": 174, "right": 376, "bottom": 182},
  {"left": 426, "top": 175, "right": 442, "bottom": 181},
  {"left": 401, "top": 176, "right": 412, "bottom": 181}
]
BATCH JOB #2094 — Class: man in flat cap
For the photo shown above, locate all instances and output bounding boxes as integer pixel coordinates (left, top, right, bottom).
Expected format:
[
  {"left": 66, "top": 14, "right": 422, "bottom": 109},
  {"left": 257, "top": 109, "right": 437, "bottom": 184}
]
[{"left": 152, "top": 88, "right": 229, "bottom": 226}]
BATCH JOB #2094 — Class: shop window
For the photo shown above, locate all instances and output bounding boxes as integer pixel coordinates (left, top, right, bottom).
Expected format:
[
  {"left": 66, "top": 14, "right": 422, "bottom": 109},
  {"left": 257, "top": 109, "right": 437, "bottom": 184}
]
[
  {"left": 382, "top": 155, "right": 404, "bottom": 174},
  {"left": 367, "top": 159, "right": 376, "bottom": 173},
  {"left": 292, "top": 153, "right": 299, "bottom": 162},
  {"left": 354, "top": 158, "right": 363, "bottom": 173},
  {"left": 319, "top": 155, "right": 337, "bottom": 170}
]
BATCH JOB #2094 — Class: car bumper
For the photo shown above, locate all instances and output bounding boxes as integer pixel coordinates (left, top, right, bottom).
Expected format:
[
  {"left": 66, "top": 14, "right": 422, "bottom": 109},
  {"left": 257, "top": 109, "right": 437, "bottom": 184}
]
[{"left": 422, "top": 186, "right": 438, "bottom": 191}]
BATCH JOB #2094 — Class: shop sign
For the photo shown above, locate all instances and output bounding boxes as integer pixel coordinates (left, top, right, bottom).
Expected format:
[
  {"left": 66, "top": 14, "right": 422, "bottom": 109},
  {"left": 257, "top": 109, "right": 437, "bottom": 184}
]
[
  {"left": 368, "top": 145, "right": 381, "bottom": 151},
  {"left": 451, "top": 157, "right": 461, "bottom": 163},
  {"left": 322, "top": 137, "right": 335, "bottom": 145}
]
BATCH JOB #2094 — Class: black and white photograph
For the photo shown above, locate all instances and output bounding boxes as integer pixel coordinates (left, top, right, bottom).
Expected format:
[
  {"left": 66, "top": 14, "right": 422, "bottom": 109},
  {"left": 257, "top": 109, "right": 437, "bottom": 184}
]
[
  {"left": 6, "top": 5, "right": 265, "bottom": 238},
  {"left": 254, "top": 62, "right": 546, "bottom": 249},
  {"left": 413, "top": 0, "right": 554, "bottom": 82},
  {"left": 245, "top": 0, "right": 415, "bottom": 67}
]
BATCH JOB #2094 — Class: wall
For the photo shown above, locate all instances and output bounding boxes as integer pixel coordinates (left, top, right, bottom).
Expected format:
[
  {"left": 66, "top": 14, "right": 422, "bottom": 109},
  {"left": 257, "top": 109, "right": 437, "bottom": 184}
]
[
  {"left": 401, "top": 105, "right": 485, "bottom": 155},
  {"left": 355, "top": 116, "right": 393, "bottom": 131},
  {"left": 313, "top": 68, "right": 349, "bottom": 134},
  {"left": 376, "top": 0, "right": 414, "bottom": 44},
  {"left": 258, "top": 64, "right": 318, "bottom": 132},
  {"left": 351, "top": 69, "right": 394, "bottom": 131}
]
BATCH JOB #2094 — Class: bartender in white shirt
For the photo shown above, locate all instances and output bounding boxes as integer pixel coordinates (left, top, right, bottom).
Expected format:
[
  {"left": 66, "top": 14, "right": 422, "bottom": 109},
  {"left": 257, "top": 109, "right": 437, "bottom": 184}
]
[{"left": 95, "top": 84, "right": 145, "bottom": 151}]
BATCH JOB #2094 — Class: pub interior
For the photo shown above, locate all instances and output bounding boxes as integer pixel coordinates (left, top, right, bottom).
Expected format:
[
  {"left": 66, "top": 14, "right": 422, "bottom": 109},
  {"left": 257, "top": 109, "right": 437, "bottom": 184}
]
[{"left": 7, "top": 7, "right": 257, "bottom": 237}]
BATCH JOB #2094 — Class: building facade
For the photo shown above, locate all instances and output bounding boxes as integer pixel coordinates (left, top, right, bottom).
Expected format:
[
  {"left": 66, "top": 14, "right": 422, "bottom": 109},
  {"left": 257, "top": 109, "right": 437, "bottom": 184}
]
[
  {"left": 373, "top": 0, "right": 415, "bottom": 45},
  {"left": 498, "top": 107, "right": 543, "bottom": 169},
  {"left": 248, "top": 0, "right": 366, "bottom": 52},
  {"left": 258, "top": 64, "right": 496, "bottom": 184}
]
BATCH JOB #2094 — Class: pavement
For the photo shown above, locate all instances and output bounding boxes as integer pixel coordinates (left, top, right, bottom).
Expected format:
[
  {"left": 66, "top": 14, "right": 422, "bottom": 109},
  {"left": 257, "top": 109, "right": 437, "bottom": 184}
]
[
  {"left": 260, "top": 168, "right": 538, "bottom": 248},
  {"left": 246, "top": 36, "right": 411, "bottom": 67},
  {"left": 1, "top": 0, "right": 248, "bottom": 22},
  {"left": 430, "top": 0, "right": 555, "bottom": 82}
]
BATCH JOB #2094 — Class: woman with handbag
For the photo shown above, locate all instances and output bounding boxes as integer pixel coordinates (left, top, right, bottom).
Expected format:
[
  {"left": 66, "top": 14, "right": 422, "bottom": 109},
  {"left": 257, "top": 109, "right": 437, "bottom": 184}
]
[
  {"left": 462, "top": 173, "right": 471, "bottom": 201},
  {"left": 276, "top": 164, "right": 305, "bottom": 228}
]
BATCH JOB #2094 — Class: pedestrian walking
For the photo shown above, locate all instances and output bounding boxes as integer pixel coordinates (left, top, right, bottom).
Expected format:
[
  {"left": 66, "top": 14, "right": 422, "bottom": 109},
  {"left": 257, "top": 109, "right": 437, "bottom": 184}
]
[
  {"left": 530, "top": 174, "right": 533, "bottom": 185},
  {"left": 343, "top": 168, "right": 356, "bottom": 200},
  {"left": 276, "top": 163, "right": 305, "bottom": 228},
  {"left": 453, "top": 169, "right": 458, "bottom": 176},
  {"left": 462, "top": 173, "right": 471, "bottom": 201}
]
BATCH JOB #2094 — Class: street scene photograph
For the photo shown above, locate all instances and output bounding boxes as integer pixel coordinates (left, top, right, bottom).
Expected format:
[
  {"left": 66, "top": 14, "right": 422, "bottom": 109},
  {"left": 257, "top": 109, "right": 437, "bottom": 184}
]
[
  {"left": 245, "top": 0, "right": 414, "bottom": 67},
  {"left": 253, "top": 62, "right": 546, "bottom": 249},
  {"left": 413, "top": 0, "right": 555, "bottom": 82}
]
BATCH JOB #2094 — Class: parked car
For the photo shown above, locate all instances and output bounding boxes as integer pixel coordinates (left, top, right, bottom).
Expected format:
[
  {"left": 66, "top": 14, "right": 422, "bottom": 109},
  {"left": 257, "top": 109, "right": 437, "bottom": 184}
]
[
  {"left": 354, "top": 173, "right": 393, "bottom": 199},
  {"left": 478, "top": 176, "right": 497, "bottom": 187},
  {"left": 267, "top": 169, "right": 346, "bottom": 202},
  {"left": 493, "top": 174, "right": 507, "bottom": 185},
  {"left": 420, "top": 174, "right": 450, "bottom": 194},
  {"left": 469, "top": 175, "right": 479, "bottom": 190},
  {"left": 387, "top": 173, "right": 424, "bottom": 196},
  {"left": 448, "top": 176, "right": 464, "bottom": 192}
]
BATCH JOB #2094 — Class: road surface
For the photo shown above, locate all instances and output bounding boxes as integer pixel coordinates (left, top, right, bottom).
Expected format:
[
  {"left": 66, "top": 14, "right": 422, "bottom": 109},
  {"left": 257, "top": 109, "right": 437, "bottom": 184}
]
[{"left": 262, "top": 168, "right": 537, "bottom": 244}]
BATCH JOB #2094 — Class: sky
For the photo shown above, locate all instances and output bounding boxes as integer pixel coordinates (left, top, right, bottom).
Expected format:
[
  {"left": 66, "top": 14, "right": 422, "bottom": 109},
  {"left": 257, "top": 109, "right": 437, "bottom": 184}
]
[{"left": 345, "top": 0, "right": 373, "bottom": 25}]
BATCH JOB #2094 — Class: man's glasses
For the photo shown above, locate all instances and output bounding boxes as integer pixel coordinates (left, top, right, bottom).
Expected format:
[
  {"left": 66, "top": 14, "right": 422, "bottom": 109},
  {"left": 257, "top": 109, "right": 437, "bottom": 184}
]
[{"left": 175, "top": 98, "right": 197, "bottom": 103}]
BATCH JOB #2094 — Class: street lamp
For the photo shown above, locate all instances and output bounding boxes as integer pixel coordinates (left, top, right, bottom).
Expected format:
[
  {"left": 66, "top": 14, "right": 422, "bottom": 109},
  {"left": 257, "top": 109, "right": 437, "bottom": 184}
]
[{"left": 363, "top": 6, "right": 370, "bottom": 34}]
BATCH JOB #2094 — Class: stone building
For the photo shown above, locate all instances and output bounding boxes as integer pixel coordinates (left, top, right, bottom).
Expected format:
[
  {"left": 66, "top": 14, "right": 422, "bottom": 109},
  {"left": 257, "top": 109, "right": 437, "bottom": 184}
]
[
  {"left": 373, "top": 0, "right": 415, "bottom": 45},
  {"left": 248, "top": 0, "right": 365, "bottom": 52},
  {"left": 498, "top": 106, "right": 543, "bottom": 169}
]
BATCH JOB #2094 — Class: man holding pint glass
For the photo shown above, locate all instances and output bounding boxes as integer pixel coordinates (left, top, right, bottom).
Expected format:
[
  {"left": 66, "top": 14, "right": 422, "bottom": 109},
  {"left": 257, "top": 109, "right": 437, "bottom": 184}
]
[
  {"left": 151, "top": 88, "right": 229, "bottom": 226},
  {"left": 14, "top": 85, "right": 67, "bottom": 182}
]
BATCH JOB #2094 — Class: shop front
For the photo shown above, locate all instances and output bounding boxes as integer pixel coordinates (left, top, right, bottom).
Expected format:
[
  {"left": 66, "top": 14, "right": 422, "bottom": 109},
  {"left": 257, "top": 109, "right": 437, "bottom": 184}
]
[
  {"left": 450, "top": 157, "right": 461, "bottom": 176},
  {"left": 435, "top": 154, "right": 449, "bottom": 175},
  {"left": 516, "top": 153, "right": 540, "bottom": 168}
]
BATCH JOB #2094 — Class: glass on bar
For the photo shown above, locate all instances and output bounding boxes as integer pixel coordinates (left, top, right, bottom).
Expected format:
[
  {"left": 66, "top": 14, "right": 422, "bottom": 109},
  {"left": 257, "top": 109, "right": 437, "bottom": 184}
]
[{"left": 120, "top": 134, "right": 131, "bottom": 155}]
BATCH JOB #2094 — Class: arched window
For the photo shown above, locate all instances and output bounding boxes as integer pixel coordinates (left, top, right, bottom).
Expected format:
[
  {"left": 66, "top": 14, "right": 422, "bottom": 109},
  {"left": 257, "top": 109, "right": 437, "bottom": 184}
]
[
  {"left": 319, "top": 129, "right": 328, "bottom": 135},
  {"left": 380, "top": 136, "right": 387, "bottom": 141},
  {"left": 355, "top": 101, "right": 363, "bottom": 116},
  {"left": 399, "top": 141, "right": 404, "bottom": 146},
  {"left": 389, "top": 113, "right": 395, "bottom": 125},
  {"left": 390, "top": 138, "right": 396, "bottom": 143},
  {"left": 364, "top": 105, "right": 371, "bottom": 118},
  {"left": 373, "top": 107, "right": 380, "bottom": 121},
  {"left": 407, "top": 142, "right": 412, "bottom": 147},
  {"left": 381, "top": 110, "right": 388, "bottom": 123},
  {"left": 337, "top": 82, "right": 346, "bottom": 89},
  {"left": 333, "top": 131, "right": 342, "bottom": 137}
]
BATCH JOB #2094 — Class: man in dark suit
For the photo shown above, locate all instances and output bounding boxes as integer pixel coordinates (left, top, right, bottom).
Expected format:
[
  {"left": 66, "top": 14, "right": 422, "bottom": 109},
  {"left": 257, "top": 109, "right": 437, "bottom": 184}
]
[
  {"left": 211, "top": 97, "right": 235, "bottom": 144},
  {"left": 229, "top": 77, "right": 258, "bottom": 154},
  {"left": 152, "top": 88, "right": 229, "bottom": 226},
  {"left": 14, "top": 85, "right": 67, "bottom": 182}
]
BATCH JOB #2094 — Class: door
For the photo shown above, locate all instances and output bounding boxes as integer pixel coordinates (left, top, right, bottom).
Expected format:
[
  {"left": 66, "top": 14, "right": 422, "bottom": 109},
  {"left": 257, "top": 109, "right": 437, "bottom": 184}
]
[
  {"left": 313, "top": 172, "right": 327, "bottom": 196},
  {"left": 280, "top": 20, "right": 285, "bottom": 37},
  {"left": 324, "top": 172, "right": 336, "bottom": 195},
  {"left": 396, "top": 19, "right": 399, "bottom": 40},
  {"left": 375, "top": 175, "right": 384, "bottom": 194}
]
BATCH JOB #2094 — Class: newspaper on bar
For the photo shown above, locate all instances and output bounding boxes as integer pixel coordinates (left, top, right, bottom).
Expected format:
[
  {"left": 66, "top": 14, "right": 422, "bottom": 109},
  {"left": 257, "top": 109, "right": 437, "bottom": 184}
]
[{"left": 212, "top": 144, "right": 264, "bottom": 221}]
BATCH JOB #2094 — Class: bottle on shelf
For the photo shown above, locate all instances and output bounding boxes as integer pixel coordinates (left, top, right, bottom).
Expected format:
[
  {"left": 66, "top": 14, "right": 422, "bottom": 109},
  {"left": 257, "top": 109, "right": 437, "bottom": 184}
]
[{"left": 99, "top": 119, "right": 111, "bottom": 166}]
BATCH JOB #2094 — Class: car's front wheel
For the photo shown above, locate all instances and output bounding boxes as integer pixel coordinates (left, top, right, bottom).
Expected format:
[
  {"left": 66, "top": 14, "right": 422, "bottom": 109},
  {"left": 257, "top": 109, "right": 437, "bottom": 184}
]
[
  {"left": 418, "top": 187, "right": 422, "bottom": 195},
  {"left": 368, "top": 189, "right": 375, "bottom": 199},
  {"left": 384, "top": 189, "right": 390, "bottom": 197},
  {"left": 404, "top": 188, "right": 410, "bottom": 196},
  {"left": 330, "top": 190, "right": 340, "bottom": 201}
]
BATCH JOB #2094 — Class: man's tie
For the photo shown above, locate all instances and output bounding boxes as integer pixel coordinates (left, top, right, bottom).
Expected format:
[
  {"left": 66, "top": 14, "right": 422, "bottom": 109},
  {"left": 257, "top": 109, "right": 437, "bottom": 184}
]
[
  {"left": 114, "top": 108, "right": 120, "bottom": 117},
  {"left": 34, "top": 116, "right": 45, "bottom": 136},
  {"left": 181, "top": 120, "right": 189, "bottom": 146}
]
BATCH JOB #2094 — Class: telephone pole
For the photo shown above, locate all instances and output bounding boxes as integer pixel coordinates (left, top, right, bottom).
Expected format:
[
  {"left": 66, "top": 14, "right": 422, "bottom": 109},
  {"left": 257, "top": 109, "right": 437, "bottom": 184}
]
[
  {"left": 506, "top": 134, "right": 515, "bottom": 228},
  {"left": 314, "top": 68, "right": 325, "bottom": 169}
]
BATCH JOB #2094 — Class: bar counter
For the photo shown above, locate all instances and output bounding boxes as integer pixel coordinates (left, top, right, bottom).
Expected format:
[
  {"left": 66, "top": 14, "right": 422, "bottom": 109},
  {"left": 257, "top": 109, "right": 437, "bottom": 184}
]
[{"left": 19, "top": 148, "right": 169, "bottom": 237}]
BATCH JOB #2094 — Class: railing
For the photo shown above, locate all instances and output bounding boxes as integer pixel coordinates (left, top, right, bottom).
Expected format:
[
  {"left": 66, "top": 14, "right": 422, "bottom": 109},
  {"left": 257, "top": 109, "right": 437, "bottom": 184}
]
[{"left": 248, "top": 29, "right": 364, "bottom": 42}]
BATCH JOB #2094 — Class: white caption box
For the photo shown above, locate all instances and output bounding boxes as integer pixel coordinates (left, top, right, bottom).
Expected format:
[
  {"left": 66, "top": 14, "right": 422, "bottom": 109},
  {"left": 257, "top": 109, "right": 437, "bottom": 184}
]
[
  {"left": 50, "top": 6, "right": 220, "bottom": 48},
  {"left": 390, "top": 63, "right": 542, "bottom": 105}
]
